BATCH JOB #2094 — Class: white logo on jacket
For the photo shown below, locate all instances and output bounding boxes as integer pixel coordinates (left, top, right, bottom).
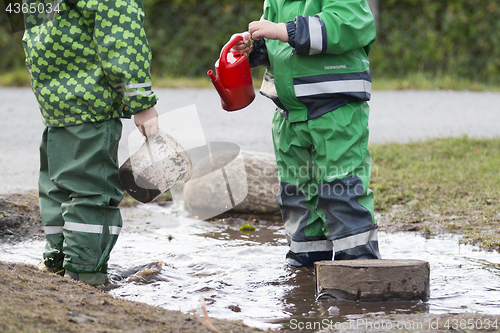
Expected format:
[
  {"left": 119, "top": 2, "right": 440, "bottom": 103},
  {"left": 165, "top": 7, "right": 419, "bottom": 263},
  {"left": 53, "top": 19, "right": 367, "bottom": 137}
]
[{"left": 324, "top": 65, "right": 347, "bottom": 70}]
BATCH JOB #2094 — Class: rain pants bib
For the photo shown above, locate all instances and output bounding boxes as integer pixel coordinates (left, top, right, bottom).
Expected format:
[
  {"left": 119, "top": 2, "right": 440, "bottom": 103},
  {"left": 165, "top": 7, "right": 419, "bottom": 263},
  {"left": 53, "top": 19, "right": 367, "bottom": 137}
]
[
  {"left": 39, "top": 119, "right": 123, "bottom": 273},
  {"left": 272, "top": 101, "right": 380, "bottom": 260}
]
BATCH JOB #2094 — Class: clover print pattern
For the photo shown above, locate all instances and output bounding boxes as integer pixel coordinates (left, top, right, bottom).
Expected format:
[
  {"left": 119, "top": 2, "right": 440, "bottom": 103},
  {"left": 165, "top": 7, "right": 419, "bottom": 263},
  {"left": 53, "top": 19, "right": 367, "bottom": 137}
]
[{"left": 23, "top": 0, "right": 158, "bottom": 127}]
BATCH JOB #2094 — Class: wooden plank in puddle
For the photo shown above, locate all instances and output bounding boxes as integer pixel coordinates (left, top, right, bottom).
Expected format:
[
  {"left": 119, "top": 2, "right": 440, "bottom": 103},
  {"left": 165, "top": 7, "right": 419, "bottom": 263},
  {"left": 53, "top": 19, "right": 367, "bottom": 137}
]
[{"left": 315, "top": 259, "right": 430, "bottom": 302}]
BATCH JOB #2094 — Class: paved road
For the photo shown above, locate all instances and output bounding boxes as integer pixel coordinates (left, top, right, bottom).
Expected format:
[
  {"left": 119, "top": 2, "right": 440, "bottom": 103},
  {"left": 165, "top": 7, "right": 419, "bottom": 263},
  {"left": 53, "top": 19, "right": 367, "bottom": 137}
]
[{"left": 1, "top": 87, "right": 499, "bottom": 193}]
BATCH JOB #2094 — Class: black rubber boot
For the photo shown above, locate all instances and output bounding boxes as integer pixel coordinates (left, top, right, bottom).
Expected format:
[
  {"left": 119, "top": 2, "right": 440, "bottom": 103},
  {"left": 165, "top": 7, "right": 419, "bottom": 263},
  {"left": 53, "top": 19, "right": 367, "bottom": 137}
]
[{"left": 286, "top": 250, "right": 333, "bottom": 268}]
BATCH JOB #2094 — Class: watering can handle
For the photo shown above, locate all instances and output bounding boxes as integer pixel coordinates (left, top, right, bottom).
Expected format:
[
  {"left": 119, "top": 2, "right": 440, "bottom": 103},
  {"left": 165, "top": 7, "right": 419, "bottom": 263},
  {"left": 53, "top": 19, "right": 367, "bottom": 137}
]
[{"left": 220, "top": 35, "right": 244, "bottom": 68}]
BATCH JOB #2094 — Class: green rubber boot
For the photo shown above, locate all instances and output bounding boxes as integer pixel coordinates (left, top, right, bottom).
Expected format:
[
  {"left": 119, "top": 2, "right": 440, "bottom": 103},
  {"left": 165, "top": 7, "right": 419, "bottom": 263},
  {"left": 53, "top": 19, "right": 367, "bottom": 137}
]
[{"left": 65, "top": 270, "right": 107, "bottom": 286}]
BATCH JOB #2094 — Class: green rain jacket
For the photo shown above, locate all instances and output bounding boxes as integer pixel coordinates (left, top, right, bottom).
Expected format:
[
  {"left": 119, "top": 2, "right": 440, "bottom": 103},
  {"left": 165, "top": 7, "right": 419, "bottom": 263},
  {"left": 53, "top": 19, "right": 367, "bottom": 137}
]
[
  {"left": 253, "top": 0, "right": 376, "bottom": 122},
  {"left": 22, "top": 0, "right": 158, "bottom": 127}
]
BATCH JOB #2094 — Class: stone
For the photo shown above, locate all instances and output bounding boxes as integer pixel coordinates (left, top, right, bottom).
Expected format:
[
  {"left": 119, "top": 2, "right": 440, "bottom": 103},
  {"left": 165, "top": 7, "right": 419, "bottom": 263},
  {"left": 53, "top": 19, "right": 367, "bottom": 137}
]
[
  {"left": 315, "top": 259, "right": 430, "bottom": 302},
  {"left": 231, "top": 151, "right": 280, "bottom": 215},
  {"left": 182, "top": 148, "right": 280, "bottom": 219}
]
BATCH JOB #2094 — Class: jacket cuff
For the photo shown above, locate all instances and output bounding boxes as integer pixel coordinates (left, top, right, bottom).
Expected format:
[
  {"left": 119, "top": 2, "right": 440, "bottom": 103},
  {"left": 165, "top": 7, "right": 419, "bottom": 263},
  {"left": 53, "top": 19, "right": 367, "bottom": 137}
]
[
  {"left": 286, "top": 20, "right": 296, "bottom": 48},
  {"left": 123, "top": 93, "right": 158, "bottom": 117}
]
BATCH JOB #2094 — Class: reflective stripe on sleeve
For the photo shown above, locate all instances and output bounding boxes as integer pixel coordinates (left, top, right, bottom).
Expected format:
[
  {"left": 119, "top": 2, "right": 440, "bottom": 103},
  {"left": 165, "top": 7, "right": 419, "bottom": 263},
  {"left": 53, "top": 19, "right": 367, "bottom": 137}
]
[
  {"left": 308, "top": 16, "right": 324, "bottom": 55},
  {"left": 123, "top": 90, "right": 153, "bottom": 97},
  {"left": 113, "top": 82, "right": 152, "bottom": 89},
  {"left": 113, "top": 82, "right": 154, "bottom": 97}
]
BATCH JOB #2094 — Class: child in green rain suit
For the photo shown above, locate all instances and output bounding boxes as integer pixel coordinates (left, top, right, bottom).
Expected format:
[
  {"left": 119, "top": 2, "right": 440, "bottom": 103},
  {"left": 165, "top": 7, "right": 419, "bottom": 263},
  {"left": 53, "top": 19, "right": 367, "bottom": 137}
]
[
  {"left": 232, "top": 0, "right": 381, "bottom": 267},
  {"left": 23, "top": 0, "right": 158, "bottom": 285}
]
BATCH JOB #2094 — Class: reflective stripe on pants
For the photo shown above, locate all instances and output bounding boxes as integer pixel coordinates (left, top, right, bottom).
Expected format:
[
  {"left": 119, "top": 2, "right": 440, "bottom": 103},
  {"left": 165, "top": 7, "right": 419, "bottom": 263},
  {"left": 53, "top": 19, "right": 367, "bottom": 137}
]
[
  {"left": 38, "top": 118, "right": 124, "bottom": 273},
  {"left": 272, "top": 102, "right": 381, "bottom": 259}
]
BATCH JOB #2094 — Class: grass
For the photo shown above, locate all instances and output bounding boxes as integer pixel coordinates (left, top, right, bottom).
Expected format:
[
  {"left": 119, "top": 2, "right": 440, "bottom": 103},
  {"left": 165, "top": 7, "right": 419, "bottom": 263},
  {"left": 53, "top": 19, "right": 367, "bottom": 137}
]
[
  {"left": 372, "top": 72, "right": 500, "bottom": 92},
  {"left": 152, "top": 76, "right": 214, "bottom": 89},
  {"left": 0, "top": 68, "right": 32, "bottom": 87},
  {"left": 370, "top": 136, "right": 500, "bottom": 251},
  {"left": 2, "top": 69, "right": 500, "bottom": 91}
]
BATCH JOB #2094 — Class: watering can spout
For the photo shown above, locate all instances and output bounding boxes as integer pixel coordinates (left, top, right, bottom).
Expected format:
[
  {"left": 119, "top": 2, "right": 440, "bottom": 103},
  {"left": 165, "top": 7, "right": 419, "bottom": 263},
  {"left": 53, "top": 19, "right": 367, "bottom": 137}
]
[
  {"left": 207, "top": 70, "right": 232, "bottom": 108},
  {"left": 207, "top": 35, "right": 255, "bottom": 111}
]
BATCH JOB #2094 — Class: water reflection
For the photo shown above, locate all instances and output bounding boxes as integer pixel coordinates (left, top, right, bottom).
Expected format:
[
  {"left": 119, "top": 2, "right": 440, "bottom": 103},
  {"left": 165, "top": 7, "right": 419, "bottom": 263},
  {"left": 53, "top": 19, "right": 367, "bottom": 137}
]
[{"left": 104, "top": 204, "right": 500, "bottom": 330}]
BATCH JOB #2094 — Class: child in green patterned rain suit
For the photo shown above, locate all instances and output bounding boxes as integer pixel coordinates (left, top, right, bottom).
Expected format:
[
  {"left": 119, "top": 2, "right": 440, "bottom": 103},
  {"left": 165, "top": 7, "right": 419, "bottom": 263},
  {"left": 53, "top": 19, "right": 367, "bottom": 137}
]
[
  {"left": 231, "top": 0, "right": 381, "bottom": 268},
  {"left": 22, "top": 0, "right": 159, "bottom": 285}
]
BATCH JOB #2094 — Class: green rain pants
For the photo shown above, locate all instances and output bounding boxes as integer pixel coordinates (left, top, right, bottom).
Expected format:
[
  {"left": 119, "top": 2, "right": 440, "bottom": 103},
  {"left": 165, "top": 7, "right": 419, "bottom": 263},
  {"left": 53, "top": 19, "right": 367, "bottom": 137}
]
[
  {"left": 272, "top": 101, "right": 381, "bottom": 260},
  {"left": 39, "top": 118, "right": 124, "bottom": 273}
]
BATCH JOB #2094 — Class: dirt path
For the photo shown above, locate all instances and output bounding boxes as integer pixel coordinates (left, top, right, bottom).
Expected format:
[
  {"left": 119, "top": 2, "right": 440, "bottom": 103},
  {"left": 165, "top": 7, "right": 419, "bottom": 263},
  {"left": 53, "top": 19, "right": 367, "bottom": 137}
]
[
  {"left": 0, "top": 191, "right": 43, "bottom": 243},
  {"left": 0, "top": 262, "right": 264, "bottom": 333}
]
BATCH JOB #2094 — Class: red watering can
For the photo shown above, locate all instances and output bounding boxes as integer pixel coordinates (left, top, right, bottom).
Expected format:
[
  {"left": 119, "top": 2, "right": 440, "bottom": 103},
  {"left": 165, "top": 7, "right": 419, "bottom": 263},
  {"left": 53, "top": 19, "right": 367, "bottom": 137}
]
[{"left": 207, "top": 35, "right": 255, "bottom": 111}]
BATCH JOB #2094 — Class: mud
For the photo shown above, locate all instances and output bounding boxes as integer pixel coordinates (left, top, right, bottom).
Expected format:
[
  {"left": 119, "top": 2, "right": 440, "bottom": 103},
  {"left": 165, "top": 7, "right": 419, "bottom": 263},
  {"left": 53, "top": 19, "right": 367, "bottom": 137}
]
[
  {"left": 0, "top": 262, "right": 264, "bottom": 333},
  {"left": 0, "top": 192, "right": 42, "bottom": 243}
]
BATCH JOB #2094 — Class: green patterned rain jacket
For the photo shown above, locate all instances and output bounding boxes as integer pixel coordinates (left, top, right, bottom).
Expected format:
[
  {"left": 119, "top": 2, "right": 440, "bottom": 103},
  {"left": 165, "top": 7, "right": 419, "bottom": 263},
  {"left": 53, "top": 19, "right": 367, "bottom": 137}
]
[{"left": 22, "top": 0, "right": 158, "bottom": 127}]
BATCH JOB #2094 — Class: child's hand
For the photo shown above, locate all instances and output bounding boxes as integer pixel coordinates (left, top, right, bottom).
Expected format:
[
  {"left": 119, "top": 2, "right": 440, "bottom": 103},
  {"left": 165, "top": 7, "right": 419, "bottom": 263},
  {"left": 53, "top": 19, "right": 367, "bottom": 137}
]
[
  {"left": 229, "top": 32, "right": 252, "bottom": 53},
  {"left": 134, "top": 106, "right": 158, "bottom": 138},
  {"left": 249, "top": 20, "right": 288, "bottom": 42}
]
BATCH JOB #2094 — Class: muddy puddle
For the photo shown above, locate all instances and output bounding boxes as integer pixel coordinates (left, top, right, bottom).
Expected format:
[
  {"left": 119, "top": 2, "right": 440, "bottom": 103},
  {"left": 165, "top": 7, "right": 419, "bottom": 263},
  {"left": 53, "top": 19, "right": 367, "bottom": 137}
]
[{"left": 1, "top": 202, "right": 499, "bottom": 331}]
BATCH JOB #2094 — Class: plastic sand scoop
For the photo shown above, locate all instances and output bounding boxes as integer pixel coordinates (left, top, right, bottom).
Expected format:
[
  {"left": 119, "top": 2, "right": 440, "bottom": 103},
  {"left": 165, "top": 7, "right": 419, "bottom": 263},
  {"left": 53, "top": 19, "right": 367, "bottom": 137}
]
[{"left": 118, "top": 130, "right": 192, "bottom": 203}]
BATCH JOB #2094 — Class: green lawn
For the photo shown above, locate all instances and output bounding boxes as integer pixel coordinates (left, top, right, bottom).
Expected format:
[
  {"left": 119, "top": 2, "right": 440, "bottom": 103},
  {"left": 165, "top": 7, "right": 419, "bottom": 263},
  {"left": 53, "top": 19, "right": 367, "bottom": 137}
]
[
  {"left": 370, "top": 136, "right": 500, "bottom": 251},
  {"left": 2, "top": 69, "right": 500, "bottom": 91}
]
